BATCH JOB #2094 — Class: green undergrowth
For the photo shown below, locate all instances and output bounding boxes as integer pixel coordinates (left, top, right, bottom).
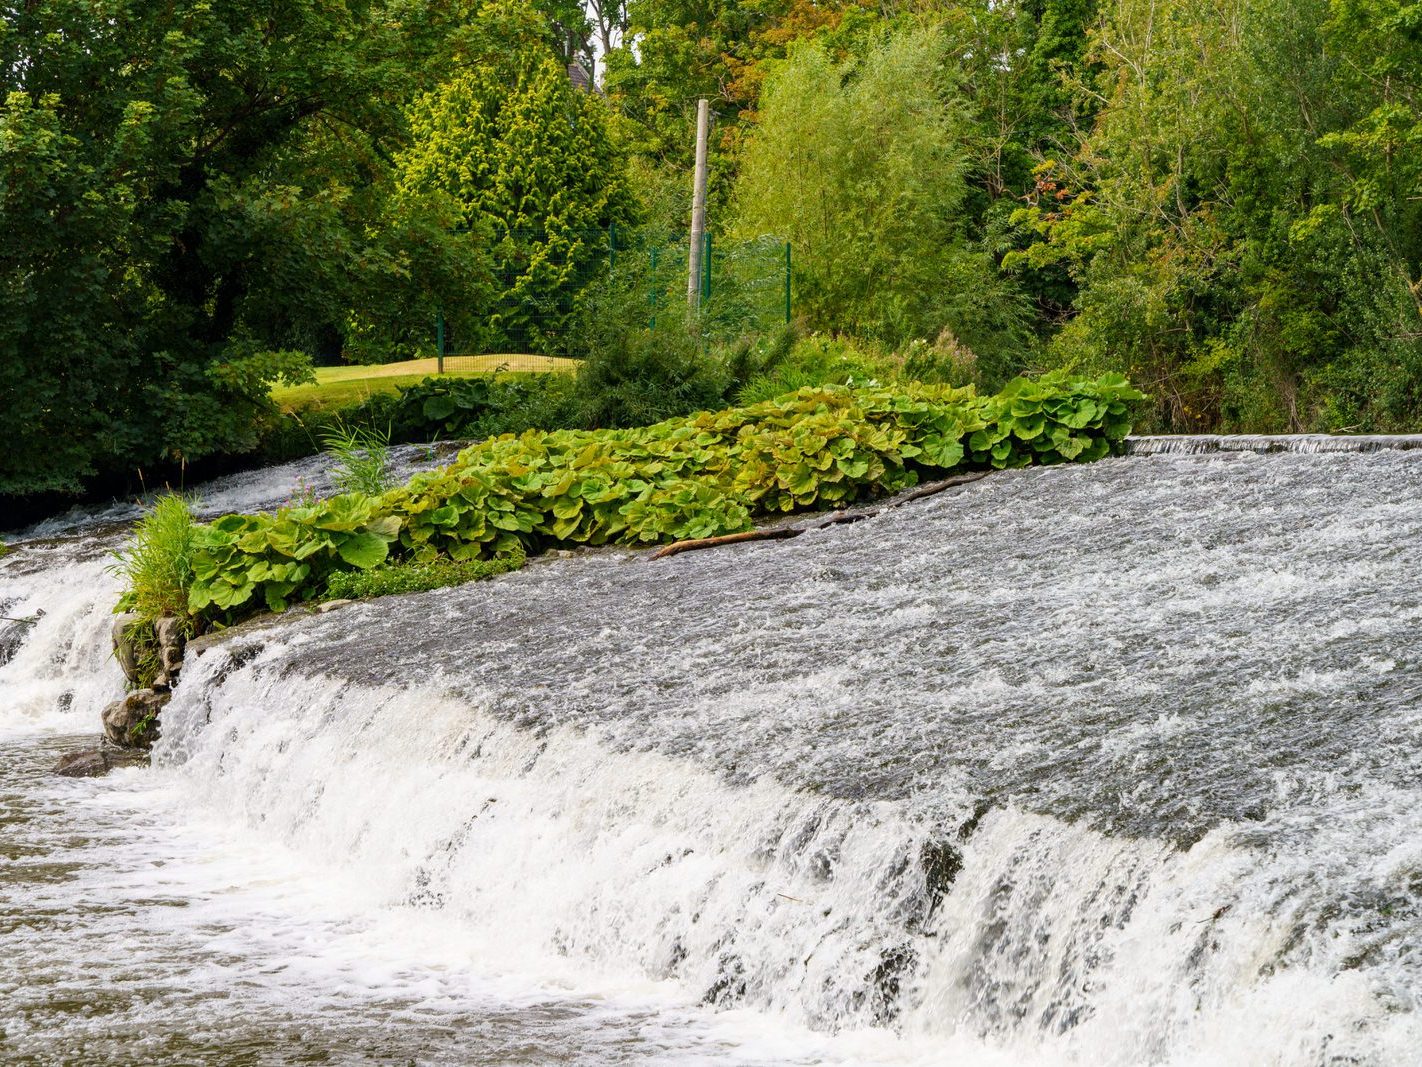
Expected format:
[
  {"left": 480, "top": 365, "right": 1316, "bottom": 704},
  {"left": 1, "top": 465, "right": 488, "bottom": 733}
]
[
  {"left": 111, "top": 493, "right": 200, "bottom": 687},
  {"left": 322, "top": 549, "right": 526, "bottom": 601},
  {"left": 126, "top": 373, "right": 1142, "bottom": 629}
]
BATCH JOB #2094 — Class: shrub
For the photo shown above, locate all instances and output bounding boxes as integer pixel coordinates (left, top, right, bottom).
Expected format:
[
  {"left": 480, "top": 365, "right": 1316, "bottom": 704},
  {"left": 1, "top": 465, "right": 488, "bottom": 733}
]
[
  {"left": 572, "top": 278, "right": 732, "bottom": 427},
  {"left": 384, "top": 374, "right": 579, "bottom": 440},
  {"left": 734, "top": 335, "right": 889, "bottom": 405},
  {"left": 164, "top": 373, "right": 1143, "bottom": 628}
]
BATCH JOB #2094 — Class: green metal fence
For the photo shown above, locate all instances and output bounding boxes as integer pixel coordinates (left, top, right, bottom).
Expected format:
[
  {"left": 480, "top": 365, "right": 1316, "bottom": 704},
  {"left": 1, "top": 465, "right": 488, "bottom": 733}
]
[{"left": 433, "top": 227, "right": 791, "bottom": 368}]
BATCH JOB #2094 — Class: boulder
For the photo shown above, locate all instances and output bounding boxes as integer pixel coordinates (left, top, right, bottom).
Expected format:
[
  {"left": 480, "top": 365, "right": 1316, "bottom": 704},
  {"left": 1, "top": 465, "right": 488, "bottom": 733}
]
[
  {"left": 152, "top": 614, "right": 185, "bottom": 690},
  {"left": 54, "top": 749, "right": 108, "bottom": 778},
  {"left": 111, "top": 612, "right": 143, "bottom": 687},
  {"left": 101, "top": 688, "right": 170, "bottom": 749},
  {"left": 53, "top": 744, "right": 152, "bottom": 778}
]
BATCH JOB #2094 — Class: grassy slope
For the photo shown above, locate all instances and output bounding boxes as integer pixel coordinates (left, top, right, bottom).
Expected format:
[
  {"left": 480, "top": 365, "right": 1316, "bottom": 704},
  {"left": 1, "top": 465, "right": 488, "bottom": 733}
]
[{"left": 271, "top": 355, "right": 579, "bottom": 412}]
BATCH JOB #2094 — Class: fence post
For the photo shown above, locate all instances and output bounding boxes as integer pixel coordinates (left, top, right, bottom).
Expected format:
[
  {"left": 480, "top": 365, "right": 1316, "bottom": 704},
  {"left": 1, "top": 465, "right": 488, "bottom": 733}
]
[
  {"left": 687, "top": 98, "right": 710, "bottom": 307},
  {"left": 436, "top": 310, "right": 446, "bottom": 373},
  {"left": 784, "top": 241, "right": 792, "bottom": 325}
]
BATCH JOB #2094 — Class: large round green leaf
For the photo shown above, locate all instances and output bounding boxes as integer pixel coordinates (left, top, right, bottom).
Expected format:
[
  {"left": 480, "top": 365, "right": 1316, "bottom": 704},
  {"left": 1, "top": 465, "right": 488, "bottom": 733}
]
[{"left": 338, "top": 531, "right": 390, "bottom": 570}]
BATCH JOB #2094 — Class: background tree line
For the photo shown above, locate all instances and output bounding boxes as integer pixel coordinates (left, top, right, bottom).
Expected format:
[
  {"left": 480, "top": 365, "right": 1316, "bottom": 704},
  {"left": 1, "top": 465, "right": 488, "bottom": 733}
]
[{"left": 3, "top": 0, "right": 1420, "bottom": 504}]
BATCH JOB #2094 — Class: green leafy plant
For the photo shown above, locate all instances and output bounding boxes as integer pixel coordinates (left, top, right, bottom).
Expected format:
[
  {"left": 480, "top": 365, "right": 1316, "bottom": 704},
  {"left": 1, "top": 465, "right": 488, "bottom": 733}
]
[
  {"left": 322, "top": 548, "right": 526, "bottom": 600},
  {"left": 157, "top": 373, "right": 1143, "bottom": 629},
  {"left": 186, "top": 493, "right": 403, "bottom": 616}
]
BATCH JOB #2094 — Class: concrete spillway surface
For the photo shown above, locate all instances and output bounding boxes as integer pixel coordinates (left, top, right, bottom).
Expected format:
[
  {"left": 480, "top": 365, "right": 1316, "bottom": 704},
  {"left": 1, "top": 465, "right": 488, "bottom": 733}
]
[{"left": 3, "top": 443, "right": 1422, "bottom": 1064}]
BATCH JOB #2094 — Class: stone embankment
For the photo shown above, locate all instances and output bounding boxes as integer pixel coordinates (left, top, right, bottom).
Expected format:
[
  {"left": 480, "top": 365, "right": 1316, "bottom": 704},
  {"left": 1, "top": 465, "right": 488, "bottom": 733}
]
[{"left": 101, "top": 613, "right": 185, "bottom": 749}]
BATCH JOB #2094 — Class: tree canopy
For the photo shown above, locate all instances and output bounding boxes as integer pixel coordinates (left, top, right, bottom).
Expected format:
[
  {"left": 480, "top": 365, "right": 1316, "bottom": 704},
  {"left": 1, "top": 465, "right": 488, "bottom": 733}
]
[{"left": 5, "top": 0, "right": 1422, "bottom": 504}]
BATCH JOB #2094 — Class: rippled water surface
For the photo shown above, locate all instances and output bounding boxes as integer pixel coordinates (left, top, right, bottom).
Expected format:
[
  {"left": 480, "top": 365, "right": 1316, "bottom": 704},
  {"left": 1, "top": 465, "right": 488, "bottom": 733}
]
[
  {"left": 5, "top": 447, "right": 1422, "bottom": 1065},
  {"left": 294, "top": 450, "right": 1422, "bottom": 838}
]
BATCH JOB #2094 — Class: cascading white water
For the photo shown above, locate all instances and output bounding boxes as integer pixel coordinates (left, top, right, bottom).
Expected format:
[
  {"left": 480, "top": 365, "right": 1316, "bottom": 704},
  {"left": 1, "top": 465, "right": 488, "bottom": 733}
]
[
  {"left": 0, "top": 445, "right": 441, "bottom": 735},
  {"left": 0, "top": 535, "right": 125, "bottom": 738},
  {"left": 1128, "top": 433, "right": 1422, "bottom": 454},
  {"left": 6, "top": 440, "right": 1422, "bottom": 1065},
  {"left": 154, "top": 633, "right": 1420, "bottom": 1065}
]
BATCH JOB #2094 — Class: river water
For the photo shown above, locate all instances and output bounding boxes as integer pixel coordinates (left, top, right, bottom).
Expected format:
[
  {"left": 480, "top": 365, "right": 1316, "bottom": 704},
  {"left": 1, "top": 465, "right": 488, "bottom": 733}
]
[{"left": 3, "top": 444, "right": 1422, "bottom": 1065}]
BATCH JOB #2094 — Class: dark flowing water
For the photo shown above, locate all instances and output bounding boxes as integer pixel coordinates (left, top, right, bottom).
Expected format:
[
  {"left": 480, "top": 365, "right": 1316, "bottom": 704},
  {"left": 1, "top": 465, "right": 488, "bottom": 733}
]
[{"left": 4, "top": 443, "right": 1422, "bottom": 1064}]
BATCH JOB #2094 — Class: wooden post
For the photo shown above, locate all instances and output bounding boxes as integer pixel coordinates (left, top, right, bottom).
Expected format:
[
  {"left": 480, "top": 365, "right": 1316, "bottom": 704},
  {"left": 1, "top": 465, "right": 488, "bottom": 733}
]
[{"left": 687, "top": 98, "right": 710, "bottom": 308}]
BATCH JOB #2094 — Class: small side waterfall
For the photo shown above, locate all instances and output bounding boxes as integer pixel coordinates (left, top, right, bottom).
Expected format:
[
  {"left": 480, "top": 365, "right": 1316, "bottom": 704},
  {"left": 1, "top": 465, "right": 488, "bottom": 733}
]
[
  {"left": 0, "top": 536, "right": 125, "bottom": 738},
  {"left": 1128, "top": 433, "right": 1422, "bottom": 454}
]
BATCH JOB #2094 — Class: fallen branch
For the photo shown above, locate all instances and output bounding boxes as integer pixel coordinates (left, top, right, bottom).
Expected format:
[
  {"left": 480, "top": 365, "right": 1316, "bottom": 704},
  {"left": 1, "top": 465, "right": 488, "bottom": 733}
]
[
  {"left": 814, "top": 509, "right": 877, "bottom": 529},
  {"left": 649, "top": 471, "right": 993, "bottom": 560},
  {"left": 892, "top": 470, "right": 990, "bottom": 504},
  {"left": 649, "top": 526, "right": 802, "bottom": 560}
]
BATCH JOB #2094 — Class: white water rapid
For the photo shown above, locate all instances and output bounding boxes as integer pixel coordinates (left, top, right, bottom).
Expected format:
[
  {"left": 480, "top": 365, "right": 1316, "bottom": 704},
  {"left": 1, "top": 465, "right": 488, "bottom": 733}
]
[{"left": 4, "top": 443, "right": 1422, "bottom": 1065}]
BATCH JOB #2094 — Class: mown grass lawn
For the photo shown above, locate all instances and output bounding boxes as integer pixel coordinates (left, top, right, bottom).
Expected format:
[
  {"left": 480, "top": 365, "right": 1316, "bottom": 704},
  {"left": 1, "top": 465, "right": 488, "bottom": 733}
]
[{"left": 271, "top": 355, "right": 579, "bottom": 412}]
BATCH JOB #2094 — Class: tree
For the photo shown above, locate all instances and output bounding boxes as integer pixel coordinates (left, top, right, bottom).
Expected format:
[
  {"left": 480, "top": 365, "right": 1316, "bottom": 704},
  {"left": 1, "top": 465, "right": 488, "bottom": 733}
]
[
  {"left": 397, "top": 34, "right": 635, "bottom": 352},
  {"left": 1013, "top": 0, "right": 1422, "bottom": 431},
  {"left": 0, "top": 0, "right": 486, "bottom": 497},
  {"left": 732, "top": 27, "right": 1030, "bottom": 366}
]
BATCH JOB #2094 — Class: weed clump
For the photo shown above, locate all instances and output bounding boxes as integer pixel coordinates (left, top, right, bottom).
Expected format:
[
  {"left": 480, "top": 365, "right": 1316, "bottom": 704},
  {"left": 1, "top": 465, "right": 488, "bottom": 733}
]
[{"left": 323, "top": 550, "right": 525, "bottom": 601}]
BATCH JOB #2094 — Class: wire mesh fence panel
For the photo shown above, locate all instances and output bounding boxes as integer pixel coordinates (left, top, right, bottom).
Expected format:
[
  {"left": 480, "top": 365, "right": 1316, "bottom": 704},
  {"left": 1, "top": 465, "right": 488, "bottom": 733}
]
[
  {"left": 699, "top": 234, "right": 791, "bottom": 342},
  {"left": 430, "top": 228, "right": 791, "bottom": 364}
]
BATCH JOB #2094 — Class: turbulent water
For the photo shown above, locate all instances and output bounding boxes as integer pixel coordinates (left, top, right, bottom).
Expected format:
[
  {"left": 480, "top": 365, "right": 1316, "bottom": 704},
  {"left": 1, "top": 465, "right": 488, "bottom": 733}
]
[{"left": 5, "top": 440, "right": 1422, "bottom": 1065}]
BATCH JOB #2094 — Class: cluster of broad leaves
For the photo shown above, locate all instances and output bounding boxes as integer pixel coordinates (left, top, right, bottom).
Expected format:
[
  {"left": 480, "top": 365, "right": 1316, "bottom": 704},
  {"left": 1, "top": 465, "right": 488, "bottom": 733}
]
[
  {"left": 384, "top": 375, "right": 573, "bottom": 438},
  {"left": 180, "top": 373, "right": 1141, "bottom": 623}
]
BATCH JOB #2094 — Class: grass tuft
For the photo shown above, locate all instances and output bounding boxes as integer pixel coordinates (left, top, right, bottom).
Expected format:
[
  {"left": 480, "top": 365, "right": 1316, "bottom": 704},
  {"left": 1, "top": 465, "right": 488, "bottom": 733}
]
[
  {"left": 112, "top": 494, "right": 199, "bottom": 626},
  {"left": 321, "top": 423, "right": 393, "bottom": 497},
  {"left": 111, "top": 493, "right": 200, "bottom": 685}
]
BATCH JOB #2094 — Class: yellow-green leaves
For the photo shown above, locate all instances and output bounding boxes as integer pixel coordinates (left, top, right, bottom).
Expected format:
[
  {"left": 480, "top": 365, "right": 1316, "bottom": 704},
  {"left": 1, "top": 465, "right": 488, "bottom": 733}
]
[{"left": 165, "top": 374, "right": 1142, "bottom": 627}]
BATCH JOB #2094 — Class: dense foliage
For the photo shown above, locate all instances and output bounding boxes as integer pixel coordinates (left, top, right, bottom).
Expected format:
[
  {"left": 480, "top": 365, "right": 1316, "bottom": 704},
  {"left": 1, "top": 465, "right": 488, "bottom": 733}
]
[
  {"left": 155, "top": 374, "right": 1142, "bottom": 626},
  {"left": 1012, "top": 0, "right": 1422, "bottom": 432},
  {"left": 395, "top": 30, "right": 635, "bottom": 353},
  {"left": 602, "top": 0, "right": 1422, "bottom": 431},
  {"left": 10, "top": 0, "right": 1421, "bottom": 511},
  {"left": 322, "top": 550, "right": 526, "bottom": 600},
  {"left": 0, "top": 0, "right": 503, "bottom": 496},
  {"left": 731, "top": 27, "right": 1029, "bottom": 368}
]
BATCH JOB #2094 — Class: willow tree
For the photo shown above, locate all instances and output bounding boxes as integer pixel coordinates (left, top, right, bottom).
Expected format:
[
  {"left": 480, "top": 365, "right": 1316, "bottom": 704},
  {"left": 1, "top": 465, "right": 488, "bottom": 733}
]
[
  {"left": 731, "top": 27, "right": 1030, "bottom": 371},
  {"left": 397, "top": 40, "right": 635, "bottom": 353}
]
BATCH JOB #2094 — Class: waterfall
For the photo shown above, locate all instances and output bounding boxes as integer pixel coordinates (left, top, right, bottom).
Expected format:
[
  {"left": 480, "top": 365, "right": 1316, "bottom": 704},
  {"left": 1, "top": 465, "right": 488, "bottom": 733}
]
[
  {"left": 0, "top": 535, "right": 125, "bottom": 738},
  {"left": 6, "top": 444, "right": 1422, "bottom": 1064},
  {"left": 153, "top": 635, "right": 1420, "bottom": 1063},
  {"left": 1128, "top": 433, "right": 1422, "bottom": 454}
]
